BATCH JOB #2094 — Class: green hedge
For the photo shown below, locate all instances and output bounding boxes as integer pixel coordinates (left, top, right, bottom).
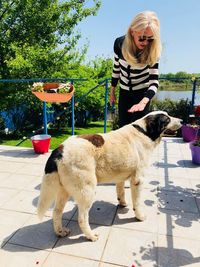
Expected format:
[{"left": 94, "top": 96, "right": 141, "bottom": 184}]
[{"left": 111, "top": 98, "right": 191, "bottom": 132}]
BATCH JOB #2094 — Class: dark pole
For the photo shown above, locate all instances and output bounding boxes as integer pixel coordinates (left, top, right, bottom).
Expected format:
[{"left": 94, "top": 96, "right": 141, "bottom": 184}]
[
  {"left": 104, "top": 79, "right": 109, "bottom": 133},
  {"left": 71, "top": 80, "right": 75, "bottom": 135},
  {"left": 43, "top": 101, "right": 48, "bottom": 134},
  {"left": 191, "top": 78, "right": 197, "bottom": 114}
]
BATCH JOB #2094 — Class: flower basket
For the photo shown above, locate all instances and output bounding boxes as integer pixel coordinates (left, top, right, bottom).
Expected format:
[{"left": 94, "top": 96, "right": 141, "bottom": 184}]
[
  {"left": 181, "top": 124, "right": 198, "bottom": 142},
  {"left": 189, "top": 141, "right": 200, "bottom": 165},
  {"left": 32, "top": 82, "right": 74, "bottom": 103}
]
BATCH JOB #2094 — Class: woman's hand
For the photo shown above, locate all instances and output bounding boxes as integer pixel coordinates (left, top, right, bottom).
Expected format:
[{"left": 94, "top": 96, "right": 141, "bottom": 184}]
[
  {"left": 128, "top": 98, "right": 149, "bottom": 113},
  {"left": 128, "top": 102, "right": 146, "bottom": 113},
  {"left": 110, "top": 87, "right": 117, "bottom": 106}
]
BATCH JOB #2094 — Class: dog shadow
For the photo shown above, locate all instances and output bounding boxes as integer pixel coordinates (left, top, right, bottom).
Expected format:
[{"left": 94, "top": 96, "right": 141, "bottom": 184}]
[
  {"left": 1, "top": 200, "right": 117, "bottom": 252},
  {"left": 114, "top": 205, "right": 139, "bottom": 224},
  {"left": 1, "top": 206, "right": 89, "bottom": 252}
]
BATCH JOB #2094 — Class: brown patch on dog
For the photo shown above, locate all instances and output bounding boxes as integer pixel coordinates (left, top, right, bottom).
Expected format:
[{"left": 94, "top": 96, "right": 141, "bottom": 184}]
[
  {"left": 78, "top": 134, "right": 105, "bottom": 147},
  {"left": 58, "top": 144, "right": 64, "bottom": 152}
]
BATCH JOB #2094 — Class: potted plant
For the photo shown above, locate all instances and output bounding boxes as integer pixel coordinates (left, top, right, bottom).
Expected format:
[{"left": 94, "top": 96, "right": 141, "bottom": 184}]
[
  {"left": 190, "top": 137, "right": 200, "bottom": 165},
  {"left": 31, "top": 82, "right": 74, "bottom": 103},
  {"left": 181, "top": 105, "right": 200, "bottom": 142},
  {"left": 182, "top": 123, "right": 199, "bottom": 142}
]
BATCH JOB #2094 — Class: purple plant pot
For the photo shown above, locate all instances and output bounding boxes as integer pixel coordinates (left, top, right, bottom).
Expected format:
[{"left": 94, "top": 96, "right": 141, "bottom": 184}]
[
  {"left": 190, "top": 142, "right": 200, "bottom": 165},
  {"left": 181, "top": 125, "right": 198, "bottom": 142}
]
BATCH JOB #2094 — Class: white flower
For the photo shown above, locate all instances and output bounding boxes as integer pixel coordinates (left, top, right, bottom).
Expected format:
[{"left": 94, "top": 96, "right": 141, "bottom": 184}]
[{"left": 32, "top": 82, "right": 44, "bottom": 92}]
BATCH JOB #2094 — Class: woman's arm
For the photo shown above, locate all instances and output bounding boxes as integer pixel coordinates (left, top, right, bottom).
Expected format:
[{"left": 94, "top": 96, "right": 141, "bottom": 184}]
[
  {"left": 110, "top": 38, "right": 121, "bottom": 105},
  {"left": 110, "top": 86, "right": 117, "bottom": 106},
  {"left": 128, "top": 62, "right": 159, "bottom": 113},
  {"left": 145, "top": 62, "right": 159, "bottom": 99}
]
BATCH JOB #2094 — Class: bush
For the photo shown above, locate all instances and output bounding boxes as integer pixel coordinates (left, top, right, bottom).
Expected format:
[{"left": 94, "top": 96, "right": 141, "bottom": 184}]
[
  {"left": 150, "top": 98, "right": 190, "bottom": 123},
  {"left": 111, "top": 99, "right": 191, "bottom": 136}
]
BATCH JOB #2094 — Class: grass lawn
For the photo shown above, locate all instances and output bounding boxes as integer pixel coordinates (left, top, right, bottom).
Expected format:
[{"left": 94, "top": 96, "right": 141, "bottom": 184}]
[{"left": 1, "top": 121, "right": 112, "bottom": 150}]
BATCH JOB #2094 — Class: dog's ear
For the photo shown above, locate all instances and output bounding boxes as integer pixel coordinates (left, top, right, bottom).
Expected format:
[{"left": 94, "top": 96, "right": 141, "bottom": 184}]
[{"left": 146, "top": 114, "right": 170, "bottom": 141}]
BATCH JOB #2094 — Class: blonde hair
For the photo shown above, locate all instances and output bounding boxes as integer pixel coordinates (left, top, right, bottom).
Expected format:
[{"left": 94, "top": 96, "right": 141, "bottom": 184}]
[{"left": 122, "top": 11, "right": 162, "bottom": 67}]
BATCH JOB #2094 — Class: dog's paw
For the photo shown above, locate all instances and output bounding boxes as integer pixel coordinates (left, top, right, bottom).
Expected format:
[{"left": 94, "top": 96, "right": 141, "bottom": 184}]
[
  {"left": 57, "top": 227, "right": 70, "bottom": 237},
  {"left": 117, "top": 198, "right": 127, "bottom": 207},
  {"left": 134, "top": 209, "right": 146, "bottom": 221},
  {"left": 86, "top": 232, "right": 99, "bottom": 242}
]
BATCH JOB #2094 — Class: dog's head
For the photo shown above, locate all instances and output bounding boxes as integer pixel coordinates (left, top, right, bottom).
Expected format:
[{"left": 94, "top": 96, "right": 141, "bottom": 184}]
[{"left": 133, "top": 111, "right": 183, "bottom": 141}]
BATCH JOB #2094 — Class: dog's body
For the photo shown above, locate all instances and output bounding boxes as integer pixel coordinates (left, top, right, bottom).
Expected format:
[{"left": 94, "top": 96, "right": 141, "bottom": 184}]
[{"left": 37, "top": 111, "right": 182, "bottom": 241}]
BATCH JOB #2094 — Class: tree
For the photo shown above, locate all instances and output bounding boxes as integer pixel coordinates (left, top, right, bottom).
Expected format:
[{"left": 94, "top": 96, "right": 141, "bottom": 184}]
[
  {"left": 0, "top": 0, "right": 102, "bottom": 134},
  {"left": 0, "top": 0, "right": 101, "bottom": 78}
]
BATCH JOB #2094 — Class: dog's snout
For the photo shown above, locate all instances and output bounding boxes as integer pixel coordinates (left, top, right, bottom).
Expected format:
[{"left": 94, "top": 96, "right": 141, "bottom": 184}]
[{"left": 180, "top": 119, "right": 183, "bottom": 125}]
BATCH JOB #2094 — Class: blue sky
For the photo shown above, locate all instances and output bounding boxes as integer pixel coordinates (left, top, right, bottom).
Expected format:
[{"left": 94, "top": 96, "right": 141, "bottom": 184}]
[{"left": 77, "top": 0, "right": 200, "bottom": 74}]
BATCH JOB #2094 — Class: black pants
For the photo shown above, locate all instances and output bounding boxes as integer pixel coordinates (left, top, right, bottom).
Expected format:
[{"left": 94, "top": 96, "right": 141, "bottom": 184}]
[{"left": 118, "top": 88, "right": 150, "bottom": 128}]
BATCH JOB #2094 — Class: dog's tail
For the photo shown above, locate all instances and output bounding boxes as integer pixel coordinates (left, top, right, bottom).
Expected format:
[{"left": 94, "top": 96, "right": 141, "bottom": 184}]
[{"left": 37, "top": 172, "right": 60, "bottom": 220}]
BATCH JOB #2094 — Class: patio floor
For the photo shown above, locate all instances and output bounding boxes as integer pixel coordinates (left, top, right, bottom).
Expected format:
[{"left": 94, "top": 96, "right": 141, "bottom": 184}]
[{"left": 0, "top": 137, "right": 200, "bottom": 267}]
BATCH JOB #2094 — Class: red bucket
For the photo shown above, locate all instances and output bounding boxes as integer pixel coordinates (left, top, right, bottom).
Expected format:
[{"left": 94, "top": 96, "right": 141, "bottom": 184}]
[{"left": 31, "top": 134, "right": 51, "bottom": 154}]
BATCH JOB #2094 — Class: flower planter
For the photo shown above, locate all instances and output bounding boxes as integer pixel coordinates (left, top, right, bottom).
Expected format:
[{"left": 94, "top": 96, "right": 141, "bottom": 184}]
[
  {"left": 32, "top": 83, "right": 74, "bottom": 103},
  {"left": 189, "top": 141, "right": 200, "bottom": 165},
  {"left": 181, "top": 124, "right": 198, "bottom": 142}
]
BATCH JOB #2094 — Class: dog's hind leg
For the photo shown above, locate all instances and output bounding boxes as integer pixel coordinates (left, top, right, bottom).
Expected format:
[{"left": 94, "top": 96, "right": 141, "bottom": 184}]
[
  {"left": 53, "top": 186, "right": 70, "bottom": 237},
  {"left": 76, "top": 187, "right": 98, "bottom": 242},
  {"left": 130, "top": 178, "right": 146, "bottom": 221},
  {"left": 116, "top": 182, "right": 127, "bottom": 207},
  {"left": 37, "top": 173, "right": 60, "bottom": 220}
]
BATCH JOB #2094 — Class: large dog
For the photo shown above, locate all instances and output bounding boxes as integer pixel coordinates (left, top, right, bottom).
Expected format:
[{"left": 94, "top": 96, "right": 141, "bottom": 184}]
[{"left": 37, "top": 111, "right": 182, "bottom": 241}]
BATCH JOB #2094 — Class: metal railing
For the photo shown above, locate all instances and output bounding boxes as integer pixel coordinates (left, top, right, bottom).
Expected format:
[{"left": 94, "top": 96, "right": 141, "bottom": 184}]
[{"left": 0, "top": 76, "right": 199, "bottom": 146}]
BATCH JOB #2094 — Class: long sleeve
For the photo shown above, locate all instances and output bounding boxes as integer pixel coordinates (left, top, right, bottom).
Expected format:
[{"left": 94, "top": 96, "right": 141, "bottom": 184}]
[
  {"left": 144, "top": 62, "right": 159, "bottom": 99},
  {"left": 111, "top": 52, "right": 120, "bottom": 87},
  {"left": 111, "top": 37, "right": 124, "bottom": 87}
]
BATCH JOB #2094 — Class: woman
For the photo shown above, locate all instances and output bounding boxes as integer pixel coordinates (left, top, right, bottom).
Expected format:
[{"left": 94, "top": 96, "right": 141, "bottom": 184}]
[{"left": 110, "top": 10, "right": 162, "bottom": 128}]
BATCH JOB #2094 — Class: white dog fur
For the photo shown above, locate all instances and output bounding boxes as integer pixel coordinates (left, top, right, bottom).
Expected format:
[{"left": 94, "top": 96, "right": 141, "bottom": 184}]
[{"left": 37, "top": 111, "right": 182, "bottom": 241}]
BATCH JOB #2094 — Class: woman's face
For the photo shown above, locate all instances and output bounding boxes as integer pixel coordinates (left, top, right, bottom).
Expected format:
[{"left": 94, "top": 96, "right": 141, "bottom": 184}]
[{"left": 132, "top": 26, "right": 154, "bottom": 50}]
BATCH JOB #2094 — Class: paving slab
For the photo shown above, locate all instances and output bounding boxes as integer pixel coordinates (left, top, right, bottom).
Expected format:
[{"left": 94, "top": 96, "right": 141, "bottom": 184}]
[
  {"left": 7, "top": 215, "right": 61, "bottom": 250},
  {"left": 54, "top": 221, "right": 110, "bottom": 261},
  {"left": 0, "top": 243, "right": 50, "bottom": 267},
  {"left": 157, "top": 235, "right": 200, "bottom": 267},
  {"left": 158, "top": 189, "right": 199, "bottom": 214},
  {"left": 157, "top": 209, "right": 200, "bottom": 240},
  {"left": 42, "top": 252, "right": 99, "bottom": 267},
  {"left": 0, "top": 210, "right": 32, "bottom": 246},
  {"left": 102, "top": 227, "right": 157, "bottom": 267}
]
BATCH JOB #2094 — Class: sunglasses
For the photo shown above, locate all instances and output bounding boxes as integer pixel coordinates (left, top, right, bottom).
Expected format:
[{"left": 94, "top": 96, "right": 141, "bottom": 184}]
[{"left": 138, "top": 36, "right": 154, "bottom": 43}]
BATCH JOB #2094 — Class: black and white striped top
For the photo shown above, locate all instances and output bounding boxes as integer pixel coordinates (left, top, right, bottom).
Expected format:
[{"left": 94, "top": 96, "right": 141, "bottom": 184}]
[{"left": 111, "top": 36, "right": 159, "bottom": 99}]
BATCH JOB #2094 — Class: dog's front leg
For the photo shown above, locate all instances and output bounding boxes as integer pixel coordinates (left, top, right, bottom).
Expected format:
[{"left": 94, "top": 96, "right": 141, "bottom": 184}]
[
  {"left": 116, "top": 182, "right": 127, "bottom": 207},
  {"left": 130, "top": 178, "right": 146, "bottom": 221}
]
